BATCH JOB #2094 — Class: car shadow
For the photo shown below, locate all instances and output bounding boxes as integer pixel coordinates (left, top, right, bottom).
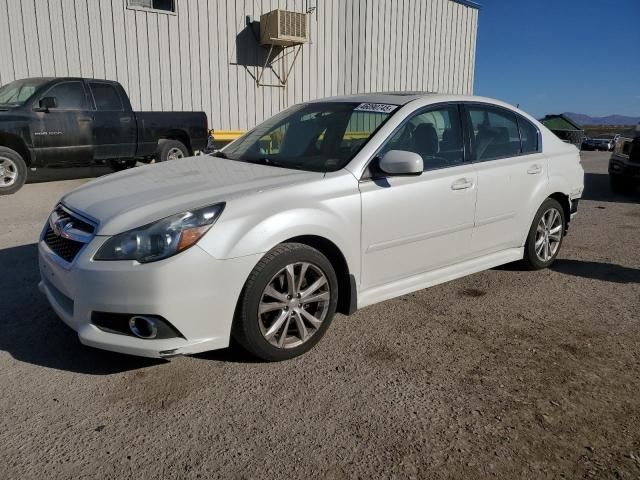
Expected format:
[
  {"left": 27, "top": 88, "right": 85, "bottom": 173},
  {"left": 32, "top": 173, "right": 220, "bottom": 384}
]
[
  {"left": 551, "top": 259, "right": 640, "bottom": 284},
  {"left": 582, "top": 172, "right": 640, "bottom": 204},
  {"left": 191, "top": 344, "right": 262, "bottom": 364},
  {"left": 0, "top": 243, "right": 166, "bottom": 374}
]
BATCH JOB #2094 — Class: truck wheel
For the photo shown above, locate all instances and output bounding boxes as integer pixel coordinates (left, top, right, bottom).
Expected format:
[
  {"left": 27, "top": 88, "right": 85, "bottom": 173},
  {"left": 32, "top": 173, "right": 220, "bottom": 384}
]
[
  {"left": 0, "top": 146, "right": 28, "bottom": 195},
  {"left": 157, "top": 140, "right": 189, "bottom": 162}
]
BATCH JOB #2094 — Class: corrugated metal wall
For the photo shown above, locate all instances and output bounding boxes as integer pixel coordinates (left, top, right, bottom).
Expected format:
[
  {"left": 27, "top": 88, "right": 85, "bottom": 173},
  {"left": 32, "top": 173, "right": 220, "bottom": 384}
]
[{"left": 0, "top": 0, "right": 478, "bottom": 130}]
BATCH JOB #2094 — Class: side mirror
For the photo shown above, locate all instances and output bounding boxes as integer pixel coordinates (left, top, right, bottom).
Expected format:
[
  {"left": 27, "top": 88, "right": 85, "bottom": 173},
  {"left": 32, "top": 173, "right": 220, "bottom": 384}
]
[
  {"left": 37, "top": 96, "right": 57, "bottom": 112},
  {"left": 378, "top": 150, "right": 423, "bottom": 176}
]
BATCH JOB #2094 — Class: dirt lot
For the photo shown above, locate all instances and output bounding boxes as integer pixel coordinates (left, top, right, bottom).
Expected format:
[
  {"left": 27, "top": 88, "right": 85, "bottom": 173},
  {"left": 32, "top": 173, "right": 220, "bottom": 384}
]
[{"left": 1, "top": 151, "right": 639, "bottom": 479}]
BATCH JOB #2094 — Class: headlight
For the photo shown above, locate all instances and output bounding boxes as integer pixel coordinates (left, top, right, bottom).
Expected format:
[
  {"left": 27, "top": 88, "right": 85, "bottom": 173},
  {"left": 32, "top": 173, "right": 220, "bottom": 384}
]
[{"left": 94, "top": 203, "right": 225, "bottom": 263}]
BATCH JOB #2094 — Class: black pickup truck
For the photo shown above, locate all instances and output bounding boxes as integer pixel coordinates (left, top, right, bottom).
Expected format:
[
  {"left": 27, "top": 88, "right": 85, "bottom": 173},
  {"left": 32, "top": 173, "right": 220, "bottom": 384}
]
[{"left": 0, "top": 77, "right": 208, "bottom": 194}]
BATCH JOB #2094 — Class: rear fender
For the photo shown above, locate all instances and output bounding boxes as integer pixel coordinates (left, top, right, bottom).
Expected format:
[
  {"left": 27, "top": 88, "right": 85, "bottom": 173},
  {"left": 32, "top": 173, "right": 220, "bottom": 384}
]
[{"left": 519, "top": 175, "right": 571, "bottom": 246}]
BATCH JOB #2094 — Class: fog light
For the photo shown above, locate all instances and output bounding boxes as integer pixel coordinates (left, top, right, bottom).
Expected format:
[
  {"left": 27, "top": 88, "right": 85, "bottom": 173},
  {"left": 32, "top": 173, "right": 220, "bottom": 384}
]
[
  {"left": 91, "top": 311, "right": 185, "bottom": 339},
  {"left": 129, "top": 316, "right": 158, "bottom": 339}
]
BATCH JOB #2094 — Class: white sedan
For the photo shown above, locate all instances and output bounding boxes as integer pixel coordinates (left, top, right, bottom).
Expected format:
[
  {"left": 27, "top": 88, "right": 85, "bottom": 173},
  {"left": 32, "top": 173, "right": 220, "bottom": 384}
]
[{"left": 38, "top": 93, "right": 584, "bottom": 361}]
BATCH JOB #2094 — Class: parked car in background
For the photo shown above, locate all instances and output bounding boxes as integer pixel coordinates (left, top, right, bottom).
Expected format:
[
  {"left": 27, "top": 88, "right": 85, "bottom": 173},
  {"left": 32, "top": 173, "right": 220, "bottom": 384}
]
[
  {"left": 38, "top": 93, "right": 584, "bottom": 361},
  {"left": 0, "top": 77, "right": 208, "bottom": 195},
  {"left": 609, "top": 126, "right": 640, "bottom": 193},
  {"left": 591, "top": 135, "right": 616, "bottom": 151},
  {"left": 581, "top": 137, "right": 597, "bottom": 151}
]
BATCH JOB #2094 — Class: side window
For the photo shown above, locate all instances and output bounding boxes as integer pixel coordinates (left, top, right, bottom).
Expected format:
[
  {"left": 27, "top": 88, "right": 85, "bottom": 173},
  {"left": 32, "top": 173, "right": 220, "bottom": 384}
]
[
  {"left": 42, "top": 82, "right": 87, "bottom": 110},
  {"left": 89, "top": 83, "right": 124, "bottom": 111},
  {"left": 379, "top": 105, "right": 464, "bottom": 171},
  {"left": 469, "top": 107, "right": 521, "bottom": 161},
  {"left": 518, "top": 117, "right": 539, "bottom": 154}
]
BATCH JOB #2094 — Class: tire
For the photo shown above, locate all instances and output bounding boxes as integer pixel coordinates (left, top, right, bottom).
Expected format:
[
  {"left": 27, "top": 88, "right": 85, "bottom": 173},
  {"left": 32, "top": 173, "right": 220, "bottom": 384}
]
[
  {"left": 522, "top": 198, "right": 565, "bottom": 270},
  {"left": 156, "top": 139, "right": 189, "bottom": 163},
  {"left": 109, "top": 159, "right": 137, "bottom": 172},
  {"left": 610, "top": 174, "right": 631, "bottom": 194},
  {"left": 0, "top": 146, "right": 28, "bottom": 196},
  {"left": 232, "top": 243, "right": 339, "bottom": 361}
]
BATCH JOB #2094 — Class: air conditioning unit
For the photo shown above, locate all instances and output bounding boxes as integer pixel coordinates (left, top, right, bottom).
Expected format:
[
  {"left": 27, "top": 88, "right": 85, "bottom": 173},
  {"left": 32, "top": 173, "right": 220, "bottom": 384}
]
[{"left": 260, "top": 9, "right": 309, "bottom": 47}]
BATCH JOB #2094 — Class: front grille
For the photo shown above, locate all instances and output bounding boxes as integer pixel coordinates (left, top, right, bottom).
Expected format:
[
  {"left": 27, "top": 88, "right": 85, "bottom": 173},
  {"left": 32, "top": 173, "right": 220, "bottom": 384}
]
[
  {"left": 52, "top": 206, "right": 95, "bottom": 234},
  {"left": 44, "top": 227, "right": 85, "bottom": 262},
  {"left": 43, "top": 205, "right": 96, "bottom": 264}
]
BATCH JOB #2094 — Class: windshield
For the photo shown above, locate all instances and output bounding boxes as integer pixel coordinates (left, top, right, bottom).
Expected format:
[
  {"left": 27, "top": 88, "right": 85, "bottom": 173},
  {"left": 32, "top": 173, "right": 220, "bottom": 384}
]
[
  {"left": 0, "top": 78, "right": 49, "bottom": 106},
  {"left": 219, "top": 102, "right": 398, "bottom": 172}
]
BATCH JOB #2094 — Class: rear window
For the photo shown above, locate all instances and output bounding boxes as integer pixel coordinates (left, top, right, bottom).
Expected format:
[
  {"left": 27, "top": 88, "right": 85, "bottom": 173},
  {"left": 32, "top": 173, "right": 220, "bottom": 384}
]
[
  {"left": 89, "top": 83, "right": 123, "bottom": 111},
  {"left": 469, "top": 107, "right": 521, "bottom": 161},
  {"left": 518, "top": 117, "right": 539, "bottom": 154}
]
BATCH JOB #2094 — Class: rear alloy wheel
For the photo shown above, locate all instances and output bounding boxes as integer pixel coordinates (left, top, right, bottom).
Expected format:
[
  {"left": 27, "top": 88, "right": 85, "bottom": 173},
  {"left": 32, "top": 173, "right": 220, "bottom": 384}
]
[
  {"left": 523, "top": 198, "right": 565, "bottom": 270},
  {"left": 534, "top": 207, "right": 563, "bottom": 262},
  {"left": 233, "top": 243, "right": 339, "bottom": 361},
  {"left": 0, "top": 147, "right": 28, "bottom": 195}
]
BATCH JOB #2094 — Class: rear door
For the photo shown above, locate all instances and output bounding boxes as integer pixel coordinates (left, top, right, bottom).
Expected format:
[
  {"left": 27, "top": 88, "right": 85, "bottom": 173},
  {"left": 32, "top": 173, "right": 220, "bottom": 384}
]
[
  {"left": 88, "top": 81, "right": 136, "bottom": 160},
  {"left": 463, "top": 104, "right": 546, "bottom": 255},
  {"left": 359, "top": 104, "right": 478, "bottom": 290},
  {"left": 31, "top": 81, "right": 93, "bottom": 166}
]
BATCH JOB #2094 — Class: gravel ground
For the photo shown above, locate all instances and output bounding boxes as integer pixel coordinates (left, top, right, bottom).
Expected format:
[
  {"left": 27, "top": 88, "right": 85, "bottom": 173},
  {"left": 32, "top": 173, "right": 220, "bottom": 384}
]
[{"left": 1, "top": 151, "right": 639, "bottom": 479}]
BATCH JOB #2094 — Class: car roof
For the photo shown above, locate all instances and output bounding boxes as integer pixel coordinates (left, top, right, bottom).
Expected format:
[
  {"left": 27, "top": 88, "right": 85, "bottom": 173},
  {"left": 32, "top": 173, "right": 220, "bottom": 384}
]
[
  {"left": 306, "top": 92, "right": 521, "bottom": 110},
  {"left": 308, "top": 92, "right": 438, "bottom": 106},
  {"left": 11, "top": 76, "right": 120, "bottom": 84}
]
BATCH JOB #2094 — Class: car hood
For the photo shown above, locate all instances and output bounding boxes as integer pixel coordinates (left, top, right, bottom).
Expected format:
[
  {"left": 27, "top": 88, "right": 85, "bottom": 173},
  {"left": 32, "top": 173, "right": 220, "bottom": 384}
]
[{"left": 61, "top": 156, "right": 324, "bottom": 235}]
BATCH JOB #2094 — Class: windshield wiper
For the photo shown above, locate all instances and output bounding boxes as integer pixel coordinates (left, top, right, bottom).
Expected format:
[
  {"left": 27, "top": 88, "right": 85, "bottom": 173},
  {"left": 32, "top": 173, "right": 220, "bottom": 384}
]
[
  {"left": 246, "top": 157, "right": 288, "bottom": 168},
  {"left": 209, "top": 151, "right": 228, "bottom": 159}
]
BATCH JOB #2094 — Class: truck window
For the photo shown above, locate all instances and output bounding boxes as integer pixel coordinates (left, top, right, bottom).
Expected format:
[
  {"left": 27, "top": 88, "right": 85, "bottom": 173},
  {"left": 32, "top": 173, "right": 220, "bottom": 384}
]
[
  {"left": 89, "top": 83, "right": 124, "bottom": 111},
  {"left": 42, "top": 82, "right": 88, "bottom": 110}
]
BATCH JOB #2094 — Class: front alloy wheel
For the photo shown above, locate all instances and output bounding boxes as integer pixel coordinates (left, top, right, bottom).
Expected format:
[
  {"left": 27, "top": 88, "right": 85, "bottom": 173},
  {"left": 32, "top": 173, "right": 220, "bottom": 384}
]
[
  {"left": 0, "top": 156, "right": 18, "bottom": 188},
  {"left": 233, "top": 243, "right": 339, "bottom": 361},
  {"left": 259, "top": 262, "right": 330, "bottom": 349}
]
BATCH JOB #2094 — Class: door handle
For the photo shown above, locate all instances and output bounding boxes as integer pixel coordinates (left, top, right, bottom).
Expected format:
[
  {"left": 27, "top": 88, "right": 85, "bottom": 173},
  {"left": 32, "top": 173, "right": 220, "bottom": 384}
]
[
  {"left": 451, "top": 178, "right": 474, "bottom": 190},
  {"left": 78, "top": 116, "right": 93, "bottom": 122},
  {"left": 120, "top": 117, "right": 132, "bottom": 123},
  {"left": 527, "top": 164, "right": 542, "bottom": 175}
]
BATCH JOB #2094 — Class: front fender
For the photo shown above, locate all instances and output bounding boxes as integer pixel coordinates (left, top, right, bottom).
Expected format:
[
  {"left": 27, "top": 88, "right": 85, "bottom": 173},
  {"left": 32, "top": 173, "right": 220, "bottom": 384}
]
[{"left": 197, "top": 173, "right": 362, "bottom": 280}]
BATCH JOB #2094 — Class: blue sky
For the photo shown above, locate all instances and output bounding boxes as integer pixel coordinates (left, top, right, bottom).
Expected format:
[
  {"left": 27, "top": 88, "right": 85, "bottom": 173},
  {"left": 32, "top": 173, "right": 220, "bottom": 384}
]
[{"left": 473, "top": 0, "right": 640, "bottom": 118}]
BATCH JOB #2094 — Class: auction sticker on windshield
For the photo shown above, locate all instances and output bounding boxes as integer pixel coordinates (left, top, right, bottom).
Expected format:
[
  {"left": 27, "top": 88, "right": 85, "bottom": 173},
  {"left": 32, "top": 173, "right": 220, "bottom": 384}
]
[{"left": 354, "top": 103, "right": 398, "bottom": 114}]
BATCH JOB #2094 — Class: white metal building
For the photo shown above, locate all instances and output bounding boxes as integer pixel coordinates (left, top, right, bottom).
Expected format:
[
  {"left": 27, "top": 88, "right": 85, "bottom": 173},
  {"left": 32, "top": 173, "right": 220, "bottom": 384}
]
[{"left": 0, "top": 0, "right": 479, "bottom": 131}]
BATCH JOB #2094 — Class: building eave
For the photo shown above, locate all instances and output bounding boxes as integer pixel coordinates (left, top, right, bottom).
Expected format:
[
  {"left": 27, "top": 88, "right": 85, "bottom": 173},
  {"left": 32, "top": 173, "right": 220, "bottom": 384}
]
[{"left": 452, "top": 0, "right": 481, "bottom": 9}]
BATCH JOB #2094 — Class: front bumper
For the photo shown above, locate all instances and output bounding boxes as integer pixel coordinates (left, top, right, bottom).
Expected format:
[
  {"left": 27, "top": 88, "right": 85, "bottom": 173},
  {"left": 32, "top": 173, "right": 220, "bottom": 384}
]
[{"left": 38, "top": 238, "right": 261, "bottom": 358}]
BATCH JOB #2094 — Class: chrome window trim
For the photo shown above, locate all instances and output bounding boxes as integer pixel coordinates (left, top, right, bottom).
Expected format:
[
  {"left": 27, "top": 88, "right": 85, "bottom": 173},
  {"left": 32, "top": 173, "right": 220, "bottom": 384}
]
[{"left": 462, "top": 102, "right": 543, "bottom": 163}]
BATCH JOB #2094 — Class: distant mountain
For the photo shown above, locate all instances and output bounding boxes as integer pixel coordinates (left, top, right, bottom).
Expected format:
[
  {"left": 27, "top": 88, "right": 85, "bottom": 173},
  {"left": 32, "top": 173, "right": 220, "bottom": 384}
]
[{"left": 564, "top": 112, "right": 640, "bottom": 126}]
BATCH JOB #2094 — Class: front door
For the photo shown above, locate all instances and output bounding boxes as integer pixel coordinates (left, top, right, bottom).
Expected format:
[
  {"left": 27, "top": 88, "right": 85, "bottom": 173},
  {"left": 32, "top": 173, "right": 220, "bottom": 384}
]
[
  {"left": 88, "top": 81, "right": 136, "bottom": 160},
  {"left": 31, "top": 81, "right": 93, "bottom": 167},
  {"left": 359, "top": 104, "right": 477, "bottom": 290}
]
